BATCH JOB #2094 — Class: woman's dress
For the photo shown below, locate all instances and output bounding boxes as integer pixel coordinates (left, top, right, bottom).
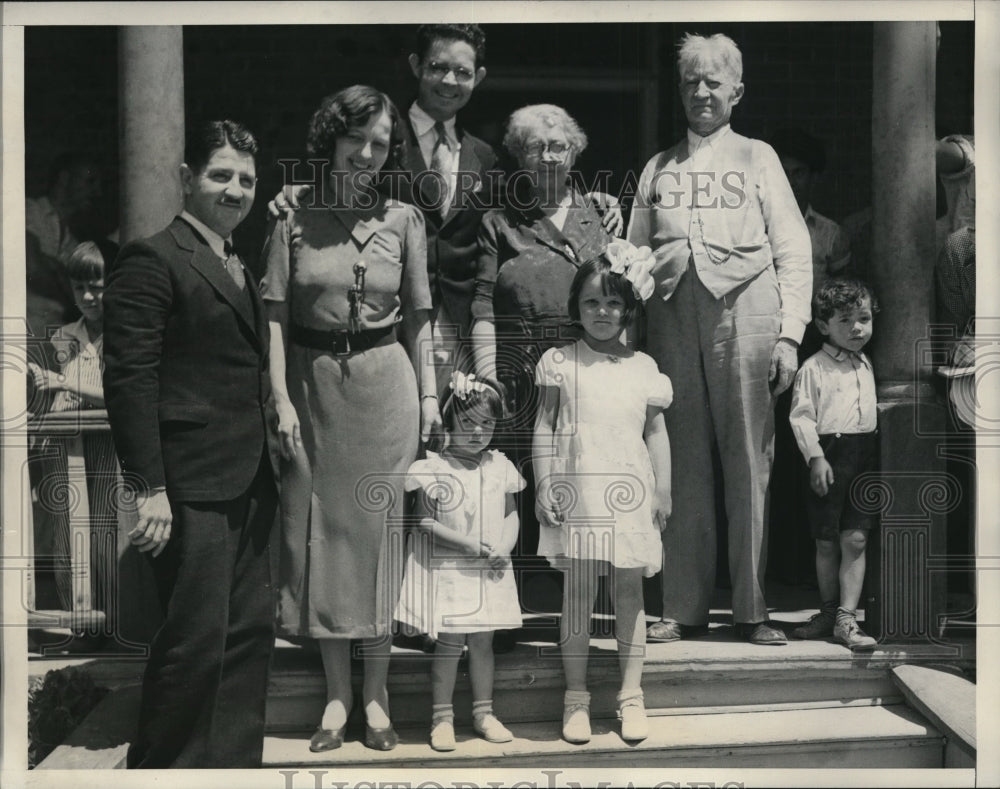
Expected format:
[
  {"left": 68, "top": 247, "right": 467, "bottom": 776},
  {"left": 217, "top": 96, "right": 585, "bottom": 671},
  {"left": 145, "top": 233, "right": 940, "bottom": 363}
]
[
  {"left": 535, "top": 340, "right": 672, "bottom": 577},
  {"left": 395, "top": 450, "right": 525, "bottom": 635},
  {"left": 262, "top": 198, "right": 431, "bottom": 638}
]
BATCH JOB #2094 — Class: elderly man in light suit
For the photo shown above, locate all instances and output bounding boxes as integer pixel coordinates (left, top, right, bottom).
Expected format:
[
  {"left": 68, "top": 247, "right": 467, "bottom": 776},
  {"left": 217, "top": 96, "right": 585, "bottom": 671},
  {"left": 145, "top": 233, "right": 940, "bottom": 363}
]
[{"left": 628, "top": 33, "right": 812, "bottom": 645}]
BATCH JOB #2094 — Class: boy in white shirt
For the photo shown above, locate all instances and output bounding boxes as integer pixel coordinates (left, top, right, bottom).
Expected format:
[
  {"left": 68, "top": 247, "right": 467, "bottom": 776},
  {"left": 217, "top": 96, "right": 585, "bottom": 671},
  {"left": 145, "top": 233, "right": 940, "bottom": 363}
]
[{"left": 788, "top": 277, "right": 879, "bottom": 650}]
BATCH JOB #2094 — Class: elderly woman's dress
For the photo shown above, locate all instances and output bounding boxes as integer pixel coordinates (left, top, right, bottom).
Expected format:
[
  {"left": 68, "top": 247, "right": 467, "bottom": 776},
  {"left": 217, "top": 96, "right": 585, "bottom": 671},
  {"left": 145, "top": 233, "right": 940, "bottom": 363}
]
[
  {"left": 472, "top": 193, "right": 610, "bottom": 556},
  {"left": 262, "top": 198, "right": 430, "bottom": 638}
]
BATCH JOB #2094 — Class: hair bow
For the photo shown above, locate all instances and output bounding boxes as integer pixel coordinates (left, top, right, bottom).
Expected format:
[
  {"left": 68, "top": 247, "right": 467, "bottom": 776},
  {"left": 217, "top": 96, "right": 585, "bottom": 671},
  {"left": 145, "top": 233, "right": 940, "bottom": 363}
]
[{"left": 605, "top": 238, "right": 656, "bottom": 302}]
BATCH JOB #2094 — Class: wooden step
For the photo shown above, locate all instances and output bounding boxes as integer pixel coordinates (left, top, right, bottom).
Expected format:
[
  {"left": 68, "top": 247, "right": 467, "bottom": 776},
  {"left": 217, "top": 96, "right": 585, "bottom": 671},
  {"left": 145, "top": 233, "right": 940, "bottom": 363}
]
[
  {"left": 266, "top": 626, "right": 969, "bottom": 731},
  {"left": 263, "top": 701, "right": 944, "bottom": 769},
  {"left": 892, "top": 664, "right": 976, "bottom": 768}
]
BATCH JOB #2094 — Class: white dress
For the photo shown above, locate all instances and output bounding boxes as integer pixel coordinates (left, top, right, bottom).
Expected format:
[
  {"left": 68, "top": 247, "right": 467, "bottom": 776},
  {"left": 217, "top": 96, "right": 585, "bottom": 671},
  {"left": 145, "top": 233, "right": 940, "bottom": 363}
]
[
  {"left": 535, "top": 340, "right": 673, "bottom": 577},
  {"left": 395, "top": 450, "right": 525, "bottom": 635}
]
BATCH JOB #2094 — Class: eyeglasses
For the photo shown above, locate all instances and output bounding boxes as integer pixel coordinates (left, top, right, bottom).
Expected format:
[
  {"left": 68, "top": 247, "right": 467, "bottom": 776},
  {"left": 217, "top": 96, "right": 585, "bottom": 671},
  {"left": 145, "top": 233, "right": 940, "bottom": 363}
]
[
  {"left": 522, "top": 141, "right": 570, "bottom": 158},
  {"left": 425, "top": 61, "right": 476, "bottom": 83}
]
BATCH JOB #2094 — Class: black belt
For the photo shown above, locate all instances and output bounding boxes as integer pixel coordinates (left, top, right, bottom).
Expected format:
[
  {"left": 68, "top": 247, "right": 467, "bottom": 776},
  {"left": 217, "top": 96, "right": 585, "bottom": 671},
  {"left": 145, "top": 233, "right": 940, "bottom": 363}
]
[{"left": 290, "top": 322, "right": 396, "bottom": 356}]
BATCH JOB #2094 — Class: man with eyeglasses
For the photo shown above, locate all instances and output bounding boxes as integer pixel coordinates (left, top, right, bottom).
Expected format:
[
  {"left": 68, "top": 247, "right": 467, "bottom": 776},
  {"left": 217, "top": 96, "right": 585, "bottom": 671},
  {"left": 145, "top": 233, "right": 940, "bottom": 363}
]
[
  {"left": 400, "top": 24, "right": 498, "bottom": 397},
  {"left": 273, "top": 24, "right": 621, "bottom": 400}
]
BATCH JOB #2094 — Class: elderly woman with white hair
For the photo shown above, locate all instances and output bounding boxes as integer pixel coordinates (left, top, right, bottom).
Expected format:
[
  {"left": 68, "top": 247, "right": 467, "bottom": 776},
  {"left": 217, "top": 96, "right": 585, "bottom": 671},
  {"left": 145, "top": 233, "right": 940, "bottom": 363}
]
[{"left": 469, "top": 103, "right": 614, "bottom": 620}]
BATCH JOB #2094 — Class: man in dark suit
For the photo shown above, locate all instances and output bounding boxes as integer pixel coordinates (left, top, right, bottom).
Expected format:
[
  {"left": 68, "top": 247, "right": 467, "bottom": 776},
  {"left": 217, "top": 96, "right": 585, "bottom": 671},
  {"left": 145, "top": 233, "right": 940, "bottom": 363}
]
[
  {"left": 397, "top": 23, "right": 497, "bottom": 393},
  {"left": 103, "top": 120, "right": 277, "bottom": 768}
]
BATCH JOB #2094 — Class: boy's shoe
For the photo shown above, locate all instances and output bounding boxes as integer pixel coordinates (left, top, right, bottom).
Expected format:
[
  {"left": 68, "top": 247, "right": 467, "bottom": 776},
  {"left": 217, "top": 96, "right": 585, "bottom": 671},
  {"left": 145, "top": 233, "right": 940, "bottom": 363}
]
[
  {"left": 792, "top": 609, "right": 836, "bottom": 639},
  {"left": 833, "top": 618, "right": 877, "bottom": 650}
]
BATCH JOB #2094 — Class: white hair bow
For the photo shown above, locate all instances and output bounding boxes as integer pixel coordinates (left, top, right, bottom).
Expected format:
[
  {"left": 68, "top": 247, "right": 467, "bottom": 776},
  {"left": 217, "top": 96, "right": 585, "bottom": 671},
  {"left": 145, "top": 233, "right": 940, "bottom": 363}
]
[{"left": 605, "top": 238, "right": 656, "bottom": 302}]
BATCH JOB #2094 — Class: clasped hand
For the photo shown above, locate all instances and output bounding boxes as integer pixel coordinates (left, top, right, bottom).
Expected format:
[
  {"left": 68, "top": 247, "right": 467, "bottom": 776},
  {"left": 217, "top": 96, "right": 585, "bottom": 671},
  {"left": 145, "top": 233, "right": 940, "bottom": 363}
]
[{"left": 481, "top": 544, "right": 511, "bottom": 580}]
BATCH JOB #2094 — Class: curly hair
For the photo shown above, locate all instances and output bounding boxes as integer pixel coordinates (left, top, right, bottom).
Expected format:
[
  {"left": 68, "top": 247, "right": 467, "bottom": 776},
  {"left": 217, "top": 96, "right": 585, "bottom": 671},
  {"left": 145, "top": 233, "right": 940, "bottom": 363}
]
[
  {"left": 567, "top": 253, "right": 640, "bottom": 329},
  {"left": 415, "top": 23, "right": 486, "bottom": 68},
  {"left": 813, "top": 276, "right": 879, "bottom": 323},
  {"left": 306, "top": 85, "right": 405, "bottom": 170}
]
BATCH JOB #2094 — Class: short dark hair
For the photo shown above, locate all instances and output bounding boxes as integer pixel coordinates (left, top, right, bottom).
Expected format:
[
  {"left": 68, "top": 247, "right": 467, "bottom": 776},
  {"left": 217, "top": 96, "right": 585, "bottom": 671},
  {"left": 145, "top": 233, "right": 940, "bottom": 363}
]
[
  {"left": 567, "top": 253, "right": 640, "bottom": 328},
  {"left": 443, "top": 379, "right": 506, "bottom": 432},
  {"left": 813, "top": 276, "right": 879, "bottom": 323},
  {"left": 184, "top": 120, "right": 258, "bottom": 174},
  {"left": 306, "top": 85, "right": 405, "bottom": 170},
  {"left": 770, "top": 127, "right": 826, "bottom": 173},
  {"left": 46, "top": 152, "right": 98, "bottom": 192},
  {"left": 65, "top": 239, "right": 116, "bottom": 281},
  {"left": 415, "top": 24, "right": 486, "bottom": 68}
]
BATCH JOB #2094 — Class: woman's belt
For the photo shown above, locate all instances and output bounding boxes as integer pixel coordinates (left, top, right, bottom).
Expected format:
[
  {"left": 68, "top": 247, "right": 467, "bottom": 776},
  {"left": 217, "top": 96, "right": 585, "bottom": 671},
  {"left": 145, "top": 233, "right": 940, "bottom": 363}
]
[{"left": 290, "top": 322, "right": 396, "bottom": 356}]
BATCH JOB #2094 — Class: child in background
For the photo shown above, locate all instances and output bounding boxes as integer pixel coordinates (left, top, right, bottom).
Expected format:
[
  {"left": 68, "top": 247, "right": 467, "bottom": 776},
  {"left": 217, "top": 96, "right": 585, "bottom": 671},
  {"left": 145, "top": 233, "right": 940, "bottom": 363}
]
[
  {"left": 533, "top": 239, "right": 671, "bottom": 744},
  {"left": 28, "top": 239, "right": 118, "bottom": 639},
  {"left": 395, "top": 380, "right": 524, "bottom": 751},
  {"left": 789, "top": 277, "right": 879, "bottom": 651},
  {"left": 29, "top": 240, "right": 109, "bottom": 411}
]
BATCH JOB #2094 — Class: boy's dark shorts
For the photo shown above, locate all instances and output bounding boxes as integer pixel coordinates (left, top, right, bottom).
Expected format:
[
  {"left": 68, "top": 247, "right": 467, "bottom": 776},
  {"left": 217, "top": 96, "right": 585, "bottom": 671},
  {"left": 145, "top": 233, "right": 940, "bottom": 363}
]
[{"left": 804, "top": 431, "right": 878, "bottom": 541}]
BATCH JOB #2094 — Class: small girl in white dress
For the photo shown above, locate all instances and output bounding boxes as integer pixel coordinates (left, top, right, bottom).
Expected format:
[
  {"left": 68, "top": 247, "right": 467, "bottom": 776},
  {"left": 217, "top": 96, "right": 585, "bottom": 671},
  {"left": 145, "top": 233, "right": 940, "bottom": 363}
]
[
  {"left": 395, "top": 380, "right": 524, "bottom": 751},
  {"left": 533, "top": 239, "right": 672, "bottom": 745}
]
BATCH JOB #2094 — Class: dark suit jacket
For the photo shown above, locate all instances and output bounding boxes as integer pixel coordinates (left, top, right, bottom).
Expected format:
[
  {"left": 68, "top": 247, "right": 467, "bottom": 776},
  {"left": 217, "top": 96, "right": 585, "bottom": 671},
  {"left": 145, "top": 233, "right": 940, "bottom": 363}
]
[
  {"left": 387, "top": 117, "right": 501, "bottom": 339},
  {"left": 103, "top": 217, "right": 271, "bottom": 502}
]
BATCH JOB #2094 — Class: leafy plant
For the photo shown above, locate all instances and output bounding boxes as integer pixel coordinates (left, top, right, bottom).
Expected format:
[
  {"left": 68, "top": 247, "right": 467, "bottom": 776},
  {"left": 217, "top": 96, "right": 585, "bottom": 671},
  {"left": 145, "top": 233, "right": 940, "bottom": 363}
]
[{"left": 27, "top": 667, "right": 108, "bottom": 768}]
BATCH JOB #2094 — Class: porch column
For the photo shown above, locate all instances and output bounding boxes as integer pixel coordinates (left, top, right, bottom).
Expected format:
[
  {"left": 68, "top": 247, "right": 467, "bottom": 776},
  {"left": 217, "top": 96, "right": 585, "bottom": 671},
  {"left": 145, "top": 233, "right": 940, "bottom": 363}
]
[
  {"left": 112, "top": 27, "right": 185, "bottom": 646},
  {"left": 867, "top": 21, "right": 948, "bottom": 642},
  {"left": 119, "top": 26, "right": 184, "bottom": 243}
]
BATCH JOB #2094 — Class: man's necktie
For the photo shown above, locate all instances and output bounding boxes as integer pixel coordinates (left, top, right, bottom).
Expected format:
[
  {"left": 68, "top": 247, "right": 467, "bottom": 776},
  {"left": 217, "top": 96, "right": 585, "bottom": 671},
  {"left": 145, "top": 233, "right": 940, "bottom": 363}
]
[
  {"left": 430, "top": 121, "right": 452, "bottom": 215},
  {"left": 223, "top": 241, "right": 246, "bottom": 291}
]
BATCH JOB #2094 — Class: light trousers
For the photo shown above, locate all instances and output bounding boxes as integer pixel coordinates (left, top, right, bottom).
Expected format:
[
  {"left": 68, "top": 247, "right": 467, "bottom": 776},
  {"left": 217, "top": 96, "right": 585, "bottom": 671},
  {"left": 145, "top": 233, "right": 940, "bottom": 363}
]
[{"left": 645, "top": 260, "right": 781, "bottom": 624}]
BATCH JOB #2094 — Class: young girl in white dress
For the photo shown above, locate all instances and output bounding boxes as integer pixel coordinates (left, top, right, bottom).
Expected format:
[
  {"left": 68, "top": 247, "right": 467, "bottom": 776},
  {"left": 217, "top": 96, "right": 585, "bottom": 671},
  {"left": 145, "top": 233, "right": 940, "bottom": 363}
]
[
  {"left": 395, "top": 380, "right": 524, "bottom": 751},
  {"left": 533, "top": 239, "right": 672, "bottom": 745}
]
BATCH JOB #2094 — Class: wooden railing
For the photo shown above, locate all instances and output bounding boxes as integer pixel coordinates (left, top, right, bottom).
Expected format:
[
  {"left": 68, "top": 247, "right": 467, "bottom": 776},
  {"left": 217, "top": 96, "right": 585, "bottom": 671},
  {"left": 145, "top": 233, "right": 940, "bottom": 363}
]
[{"left": 27, "top": 410, "right": 158, "bottom": 650}]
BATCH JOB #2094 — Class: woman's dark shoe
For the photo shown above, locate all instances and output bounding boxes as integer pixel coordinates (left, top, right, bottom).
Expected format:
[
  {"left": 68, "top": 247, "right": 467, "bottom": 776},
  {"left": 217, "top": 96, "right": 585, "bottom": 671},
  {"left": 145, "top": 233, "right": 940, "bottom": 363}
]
[
  {"left": 364, "top": 723, "right": 399, "bottom": 751},
  {"left": 309, "top": 724, "right": 346, "bottom": 752}
]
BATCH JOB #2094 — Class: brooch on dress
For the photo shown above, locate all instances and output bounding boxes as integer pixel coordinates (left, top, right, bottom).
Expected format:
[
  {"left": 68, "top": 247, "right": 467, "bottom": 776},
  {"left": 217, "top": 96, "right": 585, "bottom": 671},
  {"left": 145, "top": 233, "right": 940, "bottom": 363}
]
[{"left": 607, "top": 354, "right": 621, "bottom": 363}]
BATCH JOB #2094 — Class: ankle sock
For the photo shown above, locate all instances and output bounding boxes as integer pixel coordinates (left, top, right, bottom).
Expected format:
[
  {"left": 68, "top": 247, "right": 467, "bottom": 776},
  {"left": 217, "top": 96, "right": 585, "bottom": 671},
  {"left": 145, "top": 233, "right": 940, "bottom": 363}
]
[
  {"left": 432, "top": 703, "right": 454, "bottom": 725},
  {"left": 836, "top": 606, "right": 857, "bottom": 627},
  {"left": 471, "top": 700, "right": 493, "bottom": 722}
]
